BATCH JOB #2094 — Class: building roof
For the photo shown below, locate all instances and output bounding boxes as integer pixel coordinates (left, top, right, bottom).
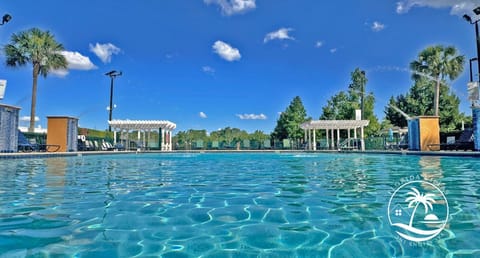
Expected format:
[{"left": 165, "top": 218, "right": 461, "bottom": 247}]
[
  {"left": 300, "top": 120, "right": 370, "bottom": 130},
  {"left": 108, "top": 119, "right": 176, "bottom": 131}
]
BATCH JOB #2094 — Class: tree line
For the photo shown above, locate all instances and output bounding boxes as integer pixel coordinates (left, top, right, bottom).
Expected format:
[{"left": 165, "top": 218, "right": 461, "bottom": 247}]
[{"left": 2, "top": 27, "right": 469, "bottom": 140}]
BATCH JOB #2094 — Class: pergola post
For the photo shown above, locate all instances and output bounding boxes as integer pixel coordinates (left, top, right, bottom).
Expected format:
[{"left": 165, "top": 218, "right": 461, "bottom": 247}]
[
  {"left": 304, "top": 129, "right": 307, "bottom": 149},
  {"left": 325, "top": 129, "right": 329, "bottom": 149},
  {"left": 331, "top": 129, "right": 334, "bottom": 149},
  {"left": 337, "top": 128, "right": 340, "bottom": 149},
  {"left": 161, "top": 129, "right": 165, "bottom": 151},
  {"left": 361, "top": 126, "right": 365, "bottom": 151},
  {"left": 347, "top": 128, "right": 351, "bottom": 148},
  {"left": 310, "top": 129, "right": 313, "bottom": 150},
  {"left": 313, "top": 129, "right": 316, "bottom": 151}
]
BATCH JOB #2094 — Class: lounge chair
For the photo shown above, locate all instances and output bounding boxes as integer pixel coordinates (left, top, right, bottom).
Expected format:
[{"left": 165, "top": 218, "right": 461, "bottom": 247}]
[
  {"left": 18, "top": 131, "right": 35, "bottom": 152},
  {"left": 428, "top": 129, "right": 474, "bottom": 151}
]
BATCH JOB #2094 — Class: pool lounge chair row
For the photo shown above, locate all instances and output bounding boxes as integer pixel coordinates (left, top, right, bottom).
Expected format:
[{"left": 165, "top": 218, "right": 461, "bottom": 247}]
[
  {"left": 17, "top": 130, "right": 60, "bottom": 152},
  {"left": 77, "top": 139, "right": 116, "bottom": 151}
]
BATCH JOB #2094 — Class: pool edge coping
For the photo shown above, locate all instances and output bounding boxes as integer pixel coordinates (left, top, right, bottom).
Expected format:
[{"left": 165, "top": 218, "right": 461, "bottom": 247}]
[{"left": 1, "top": 149, "right": 479, "bottom": 159}]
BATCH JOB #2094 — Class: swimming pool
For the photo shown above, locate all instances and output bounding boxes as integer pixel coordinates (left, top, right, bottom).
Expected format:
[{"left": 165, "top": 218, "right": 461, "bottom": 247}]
[{"left": 0, "top": 153, "right": 479, "bottom": 257}]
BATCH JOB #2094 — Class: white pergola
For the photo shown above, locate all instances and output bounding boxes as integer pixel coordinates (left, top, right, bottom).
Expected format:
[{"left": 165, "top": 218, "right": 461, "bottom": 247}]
[
  {"left": 300, "top": 120, "right": 370, "bottom": 151},
  {"left": 108, "top": 119, "right": 176, "bottom": 151}
]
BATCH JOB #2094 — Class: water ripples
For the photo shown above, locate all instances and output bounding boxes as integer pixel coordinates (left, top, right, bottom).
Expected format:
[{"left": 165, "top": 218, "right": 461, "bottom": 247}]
[{"left": 0, "top": 153, "right": 479, "bottom": 257}]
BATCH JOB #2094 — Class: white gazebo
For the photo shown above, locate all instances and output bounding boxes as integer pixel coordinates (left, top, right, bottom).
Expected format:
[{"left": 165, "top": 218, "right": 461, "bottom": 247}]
[
  {"left": 300, "top": 120, "right": 370, "bottom": 151},
  {"left": 108, "top": 119, "right": 176, "bottom": 151}
]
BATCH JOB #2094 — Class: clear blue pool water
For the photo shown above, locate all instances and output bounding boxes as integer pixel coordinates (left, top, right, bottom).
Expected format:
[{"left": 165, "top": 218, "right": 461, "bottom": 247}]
[{"left": 0, "top": 153, "right": 479, "bottom": 257}]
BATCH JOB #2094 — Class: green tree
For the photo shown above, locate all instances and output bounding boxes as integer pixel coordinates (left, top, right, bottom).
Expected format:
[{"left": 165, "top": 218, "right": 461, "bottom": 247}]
[
  {"left": 385, "top": 74, "right": 465, "bottom": 131},
  {"left": 210, "top": 127, "right": 248, "bottom": 146},
  {"left": 4, "top": 28, "right": 68, "bottom": 132},
  {"left": 320, "top": 68, "right": 380, "bottom": 136},
  {"left": 409, "top": 45, "right": 465, "bottom": 116},
  {"left": 272, "top": 96, "right": 308, "bottom": 141},
  {"left": 249, "top": 130, "right": 270, "bottom": 142}
]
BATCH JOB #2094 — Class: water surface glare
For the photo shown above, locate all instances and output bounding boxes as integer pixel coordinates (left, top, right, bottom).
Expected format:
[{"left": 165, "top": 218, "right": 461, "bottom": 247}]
[{"left": 0, "top": 153, "right": 479, "bottom": 257}]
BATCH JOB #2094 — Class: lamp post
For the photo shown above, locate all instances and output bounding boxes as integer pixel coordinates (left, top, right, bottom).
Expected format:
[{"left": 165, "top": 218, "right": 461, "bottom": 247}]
[
  {"left": 464, "top": 7, "right": 480, "bottom": 151},
  {"left": 105, "top": 70, "right": 122, "bottom": 131},
  {"left": 0, "top": 14, "right": 11, "bottom": 25},
  {"left": 469, "top": 57, "right": 478, "bottom": 82},
  {"left": 463, "top": 7, "right": 480, "bottom": 87}
]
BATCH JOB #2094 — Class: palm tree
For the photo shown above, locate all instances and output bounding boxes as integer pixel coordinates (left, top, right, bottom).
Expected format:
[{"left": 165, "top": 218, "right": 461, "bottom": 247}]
[
  {"left": 405, "top": 187, "right": 436, "bottom": 227},
  {"left": 409, "top": 45, "right": 465, "bottom": 117},
  {"left": 4, "top": 28, "right": 67, "bottom": 132}
]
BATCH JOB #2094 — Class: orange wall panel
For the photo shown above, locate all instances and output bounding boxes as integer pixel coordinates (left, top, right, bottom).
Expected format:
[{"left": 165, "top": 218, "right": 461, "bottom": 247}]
[{"left": 418, "top": 116, "right": 440, "bottom": 151}]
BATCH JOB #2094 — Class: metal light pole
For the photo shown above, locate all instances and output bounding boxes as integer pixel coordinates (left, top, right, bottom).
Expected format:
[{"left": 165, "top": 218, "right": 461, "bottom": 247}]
[
  {"left": 105, "top": 70, "right": 122, "bottom": 131},
  {"left": 0, "top": 14, "right": 12, "bottom": 25},
  {"left": 464, "top": 7, "right": 480, "bottom": 151},
  {"left": 469, "top": 57, "right": 478, "bottom": 82},
  {"left": 464, "top": 7, "right": 480, "bottom": 86}
]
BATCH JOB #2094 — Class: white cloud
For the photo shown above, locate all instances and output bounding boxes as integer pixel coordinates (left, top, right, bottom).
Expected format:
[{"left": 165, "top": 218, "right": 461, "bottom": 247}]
[
  {"left": 51, "top": 69, "right": 69, "bottom": 77},
  {"left": 51, "top": 51, "right": 97, "bottom": 77},
  {"left": 199, "top": 112, "right": 208, "bottom": 118},
  {"left": 212, "top": 41, "right": 241, "bottom": 61},
  {"left": 396, "top": 0, "right": 478, "bottom": 16},
  {"left": 204, "top": 0, "right": 256, "bottom": 15},
  {"left": 264, "top": 28, "right": 295, "bottom": 43},
  {"left": 89, "top": 43, "right": 121, "bottom": 63},
  {"left": 61, "top": 51, "right": 97, "bottom": 70},
  {"left": 315, "top": 41, "right": 324, "bottom": 48},
  {"left": 330, "top": 48, "right": 338, "bottom": 53},
  {"left": 202, "top": 66, "right": 216, "bottom": 75},
  {"left": 236, "top": 113, "right": 267, "bottom": 120},
  {"left": 19, "top": 116, "right": 40, "bottom": 122},
  {"left": 371, "top": 21, "right": 385, "bottom": 32}
]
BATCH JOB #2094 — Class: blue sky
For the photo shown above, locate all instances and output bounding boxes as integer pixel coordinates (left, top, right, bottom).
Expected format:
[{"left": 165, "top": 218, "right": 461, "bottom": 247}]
[{"left": 1, "top": 0, "right": 479, "bottom": 134}]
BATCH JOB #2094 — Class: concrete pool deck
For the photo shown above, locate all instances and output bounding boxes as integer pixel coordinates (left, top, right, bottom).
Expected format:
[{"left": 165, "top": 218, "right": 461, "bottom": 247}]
[{"left": 1, "top": 149, "right": 480, "bottom": 159}]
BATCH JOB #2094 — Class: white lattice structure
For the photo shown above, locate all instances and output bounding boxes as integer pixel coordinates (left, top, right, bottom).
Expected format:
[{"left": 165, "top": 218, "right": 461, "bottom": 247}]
[
  {"left": 300, "top": 120, "right": 370, "bottom": 151},
  {"left": 108, "top": 120, "right": 176, "bottom": 151}
]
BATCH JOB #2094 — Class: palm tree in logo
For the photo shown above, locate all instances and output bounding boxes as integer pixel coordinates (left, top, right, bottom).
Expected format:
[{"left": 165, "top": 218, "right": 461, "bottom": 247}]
[{"left": 405, "top": 187, "right": 436, "bottom": 227}]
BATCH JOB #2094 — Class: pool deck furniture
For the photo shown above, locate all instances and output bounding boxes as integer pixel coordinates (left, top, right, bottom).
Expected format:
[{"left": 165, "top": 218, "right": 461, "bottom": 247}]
[{"left": 428, "top": 128, "right": 475, "bottom": 151}]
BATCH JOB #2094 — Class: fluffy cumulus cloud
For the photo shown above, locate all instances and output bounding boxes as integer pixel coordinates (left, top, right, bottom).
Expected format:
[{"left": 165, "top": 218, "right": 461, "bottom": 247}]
[
  {"left": 212, "top": 41, "right": 241, "bottom": 61},
  {"left": 89, "top": 43, "right": 121, "bottom": 63},
  {"left": 199, "top": 112, "right": 208, "bottom": 118},
  {"left": 264, "top": 28, "right": 295, "bottom": 43},
  {"left": 204, "top": 0, "right": 256, "bottom": 15},
  {"left": 396, "top": 0, "right": 478, "bottom": 16},
  {"left": 19, "top": 116, "right": 40, "bottom": 122},
  {"left": 61, "top": 51, "right": 97, "bottom": 70},
  {"left": 236, "top": 113, "right": 267, "bottom": 120},
  {"left": 51, "top": 51, "right": 97, "bottom": 77},
  {"left": 330, "top": 48, "right": 338, "bottom": 53},
  {"left": 371, "top": 21, "right": 385, "bottom": 32}
]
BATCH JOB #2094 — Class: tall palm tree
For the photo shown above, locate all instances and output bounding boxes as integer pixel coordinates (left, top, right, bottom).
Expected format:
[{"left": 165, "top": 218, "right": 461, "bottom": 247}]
[
  {"left": 4, "top": 28, "right": 67, "bottom": 132},
  {"left": 405, "top": 187, "right": 436, "bottom": 227},
  {"left": 410, "top": 45, "right": 465, "bottom": 117}
]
